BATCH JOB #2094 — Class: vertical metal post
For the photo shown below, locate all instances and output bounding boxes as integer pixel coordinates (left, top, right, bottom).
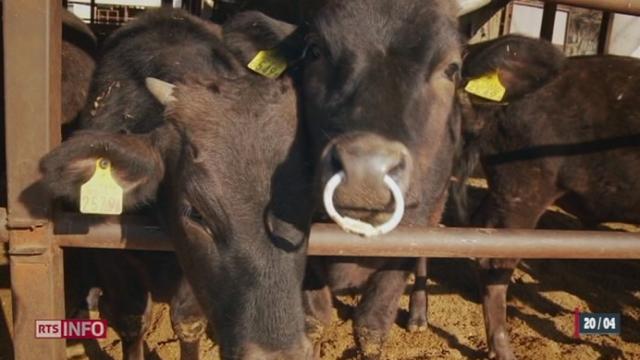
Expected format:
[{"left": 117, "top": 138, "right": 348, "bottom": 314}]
[
  {"left": 540, "top": 2, "right": 558, "bottom": 41},
  {"left": 3, "top": 0, "right": 65, "bottom": 359},
  {"left": 597, "top": 11, "right": 612, "bottom": 54},
  {"left": 187, "top": 0, "right": 203, "bottom": 16},
  {"left": 90, "top": 0, "right": 96, "bottom": 24},
  {"left": 498, "top": 3, "right": 509, "bottom": 36}
]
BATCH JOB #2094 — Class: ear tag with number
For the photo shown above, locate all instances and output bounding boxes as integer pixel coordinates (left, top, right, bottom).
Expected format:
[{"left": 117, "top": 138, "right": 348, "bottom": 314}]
[
  {"left": 247, "top": 49, "right": 288, "bottom": 79},
  {"left": 464, "top": 71, "right": 506, "bottom": 102},
  {"left": 80, "top": 158, "right": 123, "bottom": 215}
]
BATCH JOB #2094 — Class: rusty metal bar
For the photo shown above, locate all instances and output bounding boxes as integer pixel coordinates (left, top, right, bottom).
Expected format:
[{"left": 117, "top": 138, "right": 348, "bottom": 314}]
[
  {"left": 4, "top": 0, "right": 65, "bottom": 358},
  {"left": 49, "top": 213, "right": 640, "bottom": 259},
  {"left": 53, "top": 212, "right": 173, "bottom": 252},
  {"left": 4, "top": 4, "right": 61, "bottom": 228},
  {"left": 542, "top": 0, "right": 640, "bottom": 16},
  {"left": 0, "top": 208, "right": 8, "bottom": 242},
  {"left": 540, "top": 2, "right": 558, "bottom": 41}
]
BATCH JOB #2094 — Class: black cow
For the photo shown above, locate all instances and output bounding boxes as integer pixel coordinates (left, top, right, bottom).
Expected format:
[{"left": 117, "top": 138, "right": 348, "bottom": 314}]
[
  {"left": 300, "top": 2, "right": 467, "bottom": 357},
  {"left": 460, "top": 34, "right": 640, "bottom": 359},
  {"left": 39, "top": 9, "right": 315, "bottom": 360},
  {"left": 59, "top": 12, "right": 206, "bottom": 360},
  {"left": 230, "top": 1, "right": 476, "bottom": 358},
  {"left": 67, "top": 10, "right": 207, "bottom": 359}
]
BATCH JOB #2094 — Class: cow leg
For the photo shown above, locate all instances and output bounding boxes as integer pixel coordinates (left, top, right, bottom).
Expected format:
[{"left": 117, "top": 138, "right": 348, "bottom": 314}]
[
  {"left": 408, "top": 257, "right": 428, "bottom": 332},
  {"left": 477, "top": 258, "right": 519, "bottom": 360},
  {"left": 408, "top": 190, "right": 446, "bottom": 333},
  {"left": 353, "top": 260, "right": 412, "bottom": 360},
  {"left": 303, "top": 286, "right": 333, "bottom": 359},
  {"left": 303, "top": 258, "right": 333, "bottom": 358},
  {"left": 170, "top": 277, "right": 207, "bottom": 360},
  {"left": 473, "top": 179, "right": 561, "bottom": 360},
  {"left": 303, "top": 286, "right": 333, "bottom": 336},
  {"left": 96, "top": 252, "right": 153, "bottom": 360},
  {"left": 120, "top": 293, "right": 152, "bottom": 360}
]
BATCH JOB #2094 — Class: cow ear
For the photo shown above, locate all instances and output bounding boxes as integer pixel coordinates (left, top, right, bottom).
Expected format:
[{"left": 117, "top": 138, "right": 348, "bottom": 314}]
[
  {"left": 223, "top": 11, "right": 302, "bottom": 66},
  {"left": 39, "top": 130, "right": 164, "bottom": 210},
  {"left": 462, "top": 35, "right": 565, "bottom": 103}
]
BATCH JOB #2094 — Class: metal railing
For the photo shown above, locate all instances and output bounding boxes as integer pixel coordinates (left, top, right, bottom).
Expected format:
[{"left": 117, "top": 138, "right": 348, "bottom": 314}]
[{"left": 3, "top": 212, "right": 640, "bottom": 259}]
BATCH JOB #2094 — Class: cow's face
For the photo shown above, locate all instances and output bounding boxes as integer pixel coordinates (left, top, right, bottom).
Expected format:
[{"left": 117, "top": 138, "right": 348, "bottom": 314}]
[
  {"left": 157, "top": 77, "right": 315, "bottom": 359},
  {"left": 301, "top": 0, "right": 463, "bottom": 230},
  {"left": 39, "top": 75, "right": 314, "bottom": 360}
]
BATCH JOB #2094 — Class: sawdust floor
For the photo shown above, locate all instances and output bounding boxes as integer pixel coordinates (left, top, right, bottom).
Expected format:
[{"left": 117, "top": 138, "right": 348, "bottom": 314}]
[{"left": 61, "top": 257, "right": 640, "bottom": 360}]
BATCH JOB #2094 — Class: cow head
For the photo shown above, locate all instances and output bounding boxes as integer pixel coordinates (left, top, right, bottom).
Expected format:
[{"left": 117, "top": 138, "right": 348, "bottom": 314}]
[
  {"left": 150, "top": 76, "right": 314, "bottom": 360},
  {"left": 459, "top": 35, "right": 566, "bottom": 138},
  {"left": 299, "top": 0, "right": 464, "bottom": 233},
  {"left": 40, "top": 16, "right": 315, "bottom": 360}
]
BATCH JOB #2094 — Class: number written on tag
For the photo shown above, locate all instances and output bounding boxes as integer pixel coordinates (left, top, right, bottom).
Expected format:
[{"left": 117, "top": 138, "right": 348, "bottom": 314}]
[{"left": 80, "top": 158, "right": 123, "bottom": 215}]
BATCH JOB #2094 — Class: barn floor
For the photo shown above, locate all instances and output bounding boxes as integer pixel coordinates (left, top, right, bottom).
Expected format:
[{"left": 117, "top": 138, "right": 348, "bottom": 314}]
[
  {"left": 1, "top": 181, "right": 639, "bottom": 359},
  {"left": 63, "top": 258, "right": 640, "bottom": 360}
]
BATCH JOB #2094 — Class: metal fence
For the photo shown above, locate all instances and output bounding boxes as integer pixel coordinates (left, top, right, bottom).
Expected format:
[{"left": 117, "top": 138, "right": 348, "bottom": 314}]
[
  {"left": 2, "top": 0, "right": 640, "bottom": 359},
  {"left": 65, "top": 0, "right": 202, "bottom": 24}
]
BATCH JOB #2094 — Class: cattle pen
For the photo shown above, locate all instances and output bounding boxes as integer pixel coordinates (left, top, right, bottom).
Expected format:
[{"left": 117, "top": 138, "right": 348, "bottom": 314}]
[{"left": 1, "top": 0, "right": 640, "bottom": 359}]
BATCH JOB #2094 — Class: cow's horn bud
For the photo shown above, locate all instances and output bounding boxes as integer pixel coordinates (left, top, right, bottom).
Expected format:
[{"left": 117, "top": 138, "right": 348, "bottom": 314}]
[{"left": 145, "top": 77, "right": 176, "bottom": 105}]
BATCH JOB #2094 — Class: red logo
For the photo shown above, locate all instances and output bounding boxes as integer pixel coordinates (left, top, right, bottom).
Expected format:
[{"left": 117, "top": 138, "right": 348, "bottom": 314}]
[{"left": 35, "top": 320, "right": 108, "bottom": 339}]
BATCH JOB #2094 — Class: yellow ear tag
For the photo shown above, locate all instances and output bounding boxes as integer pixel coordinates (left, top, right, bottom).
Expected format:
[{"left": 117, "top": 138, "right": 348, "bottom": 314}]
[
  {"left": 247, "top": 49, "right": 287, "bottom": 79},
  {"left": 464, "top": 71, "right": 506, "bottom": 102},
  {"left": 80, "top": 158, "right": 124, "bottom": 215}
]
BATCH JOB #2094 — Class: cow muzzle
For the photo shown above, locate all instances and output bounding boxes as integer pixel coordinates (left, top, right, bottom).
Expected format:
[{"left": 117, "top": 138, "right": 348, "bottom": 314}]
[{"left": 320, "top": 133, "right": 412, "bottom": 236}]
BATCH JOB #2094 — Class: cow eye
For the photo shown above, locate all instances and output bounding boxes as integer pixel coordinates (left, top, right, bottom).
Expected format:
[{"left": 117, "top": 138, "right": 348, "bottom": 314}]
[
  {"left": 444, "top": 62, "right": 461, "bottom": 81},
  {"left": 309, "top": 45, "right": 322, "bottom": 60},
  {"left": 186, "top": 206, "right": 204, "bottom": 223},
  {"left": 184, "top": 206, "right": 214, "bottom": 238},
  {"left": 304, "top": 41, "right": 323, "bottom": 61}
]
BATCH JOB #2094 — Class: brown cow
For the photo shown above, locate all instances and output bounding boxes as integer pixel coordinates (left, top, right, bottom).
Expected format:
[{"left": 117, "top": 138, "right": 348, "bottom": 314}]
[{"left": 460, "top": 34, "right": 640, "bottom": 359}]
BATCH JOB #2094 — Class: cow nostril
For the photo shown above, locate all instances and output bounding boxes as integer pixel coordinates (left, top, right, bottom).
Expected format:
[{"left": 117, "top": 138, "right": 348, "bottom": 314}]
[
  {"left": 387, "top": 157, "right": 407, "bottom": 181},
  {"left": 329, "top": 146, "right": 344, "bottom": 173}
]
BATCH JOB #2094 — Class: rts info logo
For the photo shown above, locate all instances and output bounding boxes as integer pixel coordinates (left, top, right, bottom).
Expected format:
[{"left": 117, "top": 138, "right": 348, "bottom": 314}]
[{"left": 35, "top": 320, "right": 107, "bottom": 339}]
